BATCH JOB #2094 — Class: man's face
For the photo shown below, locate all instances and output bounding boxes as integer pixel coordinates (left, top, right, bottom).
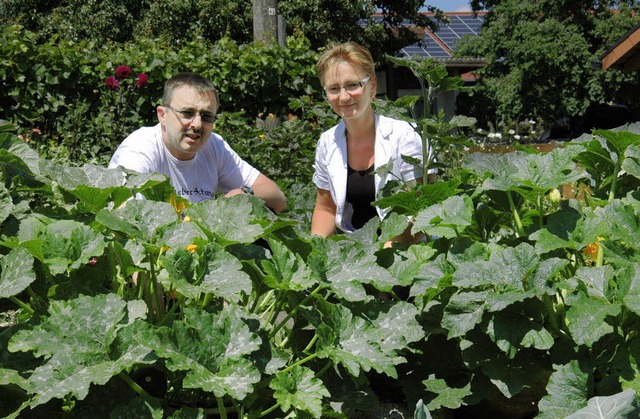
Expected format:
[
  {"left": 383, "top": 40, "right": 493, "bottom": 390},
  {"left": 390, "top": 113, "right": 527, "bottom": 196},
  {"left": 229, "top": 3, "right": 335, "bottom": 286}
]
[{"left": 157, "top": 85, "right": 218, "bottom": 161}]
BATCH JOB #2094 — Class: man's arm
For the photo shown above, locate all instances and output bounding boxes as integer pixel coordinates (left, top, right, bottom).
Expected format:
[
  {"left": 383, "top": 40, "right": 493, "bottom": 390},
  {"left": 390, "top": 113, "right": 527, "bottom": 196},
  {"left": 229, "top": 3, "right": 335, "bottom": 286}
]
[
  {"left": 311, "top": 188, "right": 337, "bottom": 237},
  {"left": 226, "top": 174, "right": 286, "bottom": 213}
]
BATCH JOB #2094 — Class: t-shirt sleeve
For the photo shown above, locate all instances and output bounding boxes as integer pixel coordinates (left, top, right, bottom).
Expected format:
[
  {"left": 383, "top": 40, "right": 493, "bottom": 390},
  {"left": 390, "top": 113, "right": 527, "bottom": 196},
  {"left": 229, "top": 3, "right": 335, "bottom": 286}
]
[
  {"left": 213, "top": 136, "right": 260, "bottom": 193},
  {"left": 108, "top": 128, "right": 157, "bottom": 174}
]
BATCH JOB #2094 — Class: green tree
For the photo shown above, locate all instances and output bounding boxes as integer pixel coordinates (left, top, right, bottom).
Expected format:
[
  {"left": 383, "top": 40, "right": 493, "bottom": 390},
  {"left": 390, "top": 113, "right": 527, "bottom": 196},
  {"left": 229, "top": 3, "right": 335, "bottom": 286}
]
[
  {"left": 1, "top": 0, "right": 448, "bottom": 62},
  {"left": 134, "top": 0, "right": 254, "bottom": 45},
  {"left": 0, "top": 0, "right": 151, "bottom": 44},
  {"left": 279, "top": 0, "right": 446, "bottom": 61},
  {"left": 457, "top": 0, "right": 640, "bottom": 134}
]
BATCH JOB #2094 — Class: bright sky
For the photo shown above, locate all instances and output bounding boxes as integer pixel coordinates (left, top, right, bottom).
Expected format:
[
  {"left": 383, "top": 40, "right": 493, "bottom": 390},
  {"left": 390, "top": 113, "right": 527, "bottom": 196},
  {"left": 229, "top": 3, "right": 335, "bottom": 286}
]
[{"left": 420, "top": 1, "right": 472, "bottom": 12}]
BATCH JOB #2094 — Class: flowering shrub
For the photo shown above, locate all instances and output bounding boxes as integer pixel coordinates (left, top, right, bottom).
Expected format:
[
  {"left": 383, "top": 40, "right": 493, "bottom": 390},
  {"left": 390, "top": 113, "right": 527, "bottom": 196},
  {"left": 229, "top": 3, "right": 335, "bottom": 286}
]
[
  {"left": 101, "top": 65, "right": 151, "bottom": 150},
  {"left": 474, "top": 118, "right": 543, "bottom": 145}
]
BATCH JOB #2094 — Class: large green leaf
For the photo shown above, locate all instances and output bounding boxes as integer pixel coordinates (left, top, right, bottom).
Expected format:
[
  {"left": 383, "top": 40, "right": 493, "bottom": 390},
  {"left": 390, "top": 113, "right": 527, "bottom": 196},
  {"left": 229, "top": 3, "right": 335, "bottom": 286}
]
[
  {"left": 313, "top": 301, "right": 422, "bottom": 378},
  {"left": 183, "top": 195, "right": 269, "bottom": 245},
  {"left": 136, "top": 306, "right": 262, "bottom": 400},
  {"left": 7, "top": 294, "right": 149, "bottom": 408},
  {"left": 465, "top": 147, "right": 586, "bottom": 195},
  {"left": 159, "top": 240, "right": 252, "bottom": 302},
  {"left": 96, "top": 199, "right": 178, "bottom": 243},
  {"left": 530, "top": 204, "right": 608, "bottom": 255},
  {"left": 487, "top": 311, "right": 553, "bottom": 358},
  {"left": 261, "top": 238, "right": 316, "bottom": 291},
  {"left": 0, "top": 247, "right": 35, "bottom": 298},
  {"left": 574, "top": 265, "right": 615, "bottom": 301},
  {"left": 409, "top": 253, "right": 453, "bottom": 299},
  {"left": 453, "top": 243, "right": 539, "bottom": 292},
  {"left": 441, "top": 291, "right": 488, "bottom": 338},
  {"left": 314, "top": 239, "right": 396, "bottom": 301},
  {"left": 536, "top": 361, "right": 591, "bottom": 418},
  {"left": 0, "top": 182, "right": 12, "bottom": 225},
  {"left": 565, "top": 293, "right": 621, "bottom": 346},
  {"left": 31, "top": 219, "right": 106, "bottom": 275},
  {"left": 413, "top": 195, "right": 473, "bottom": 239},
  {"left": 423, "top": 375, "right": 471, "bottom": 410},
  {"left": 387, "top": 244, "right": 438, "bottom": 288},
  {"left": 565, "top": 389, "right": 640, "bottom": 418},
  {"left": 594, "top": 199, "right": 640, "bottom": 251},
  {"left": 270, "top": 365, "right": 330, "bottom": 418},
  {"left": 621, "top": 144, "right": 640, "bottom": 181}
]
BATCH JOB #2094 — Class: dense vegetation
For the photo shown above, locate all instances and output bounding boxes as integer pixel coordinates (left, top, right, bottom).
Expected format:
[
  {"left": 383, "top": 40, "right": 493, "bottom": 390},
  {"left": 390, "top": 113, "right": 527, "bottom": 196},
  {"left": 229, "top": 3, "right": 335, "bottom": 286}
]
[
  {"left": 457, "top": 0, "right": 640, "bottom": 136},
  {"left": 3, "top": 1, "right": 640, "bottom": 417},
  {"left": 0, "top": 23, "right": 327, "bottom": 187},
  {"left": 0, "top": 0, "right": 445, "bottom": 61},
  {"left": 2, "top": 116, "right": 640, "bottom": 417}
]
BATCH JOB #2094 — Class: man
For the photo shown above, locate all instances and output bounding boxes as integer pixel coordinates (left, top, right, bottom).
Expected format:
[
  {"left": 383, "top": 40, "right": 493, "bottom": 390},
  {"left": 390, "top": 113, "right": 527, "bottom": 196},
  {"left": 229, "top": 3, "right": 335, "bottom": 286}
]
[{"left": 109, "top": 72, "right": 286, "bottom": 213}]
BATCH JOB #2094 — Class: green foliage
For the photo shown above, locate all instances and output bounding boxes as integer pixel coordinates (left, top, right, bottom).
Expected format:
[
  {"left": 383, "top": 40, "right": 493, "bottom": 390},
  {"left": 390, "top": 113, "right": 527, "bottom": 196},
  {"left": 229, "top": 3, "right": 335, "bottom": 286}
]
[
  {"left": 134, "top": 0, "right": 253, "bottom": 45},
  {"left": 3, "top": 110, "right": 640, "bottom": 417},
  {"left": 0, "top": 25, "right": 323, "bottom": 170},
  {"left": 458, "top": 0, "right": 640, "bottom": 132},
  {"left": 1, "top": 0, "right": 151, "bottom": 44}
]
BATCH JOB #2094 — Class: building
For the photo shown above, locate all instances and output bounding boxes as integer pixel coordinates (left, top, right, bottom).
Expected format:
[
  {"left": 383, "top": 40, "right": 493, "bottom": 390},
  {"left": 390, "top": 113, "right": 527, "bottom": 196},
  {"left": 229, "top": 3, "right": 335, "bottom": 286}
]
[
  {"left": 601, "top": 23, "right": 640, "bottom": 71},
  {"left": 377, "top": 12, "right": 487, "bottom": 118}
]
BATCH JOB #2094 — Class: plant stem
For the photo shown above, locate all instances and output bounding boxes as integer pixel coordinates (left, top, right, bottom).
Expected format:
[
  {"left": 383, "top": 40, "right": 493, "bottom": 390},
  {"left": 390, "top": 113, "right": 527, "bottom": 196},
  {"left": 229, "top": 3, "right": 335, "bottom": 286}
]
[
  {"left": 609, "top": 161, "right": 620, "bottom": 202},
  {"left": 596, "top": 241, "right": 604, "bottom": 267},
  {"left": 9, "top": 296, "right": 34, "bottom": 315},
  {"left": 537, "top": 193, "right": 544, "bottom": 230},
  {"left": 506, "top": 191, "right": 526, "bottom": 237},
  {"left": 217, "top": 396, "right": 228, "bottom": 419},
  {"left": 260, "top": 402, "right": 281, "bottom": 417},
  {"left": 269, "top": 285, "right": 324, "bottom": 339},
  {"left": 302, "top": 333, "right": 319, "bottom": 354},
  {"left": 118, "top": 371, "right": 151, "bottom": 398},
  {"left": 542, "top": 294, "right": 563, "bottom": 336},
  {"left": 281, "top": 353, "right": 318, "bottom": 374}
]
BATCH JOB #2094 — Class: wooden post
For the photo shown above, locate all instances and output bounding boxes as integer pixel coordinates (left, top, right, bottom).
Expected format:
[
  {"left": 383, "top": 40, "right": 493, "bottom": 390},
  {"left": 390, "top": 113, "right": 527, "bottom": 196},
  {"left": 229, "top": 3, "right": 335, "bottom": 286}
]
[{"left": 253, "top": 0, "right": 278, "bottom": 44}]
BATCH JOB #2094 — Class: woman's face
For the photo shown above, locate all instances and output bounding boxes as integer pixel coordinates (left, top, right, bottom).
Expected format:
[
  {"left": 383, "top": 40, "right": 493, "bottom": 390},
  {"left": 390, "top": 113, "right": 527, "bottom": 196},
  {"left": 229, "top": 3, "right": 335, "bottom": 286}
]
[{"left": 322, "top": 61, "right": 376, "bottom": 121}]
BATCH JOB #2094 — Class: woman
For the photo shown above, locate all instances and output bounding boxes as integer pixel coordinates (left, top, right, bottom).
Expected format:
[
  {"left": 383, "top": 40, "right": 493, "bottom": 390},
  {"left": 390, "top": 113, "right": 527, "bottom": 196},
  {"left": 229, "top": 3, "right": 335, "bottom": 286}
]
[{"left": 311, "top": 42, "right": 427, "bottom": 243}]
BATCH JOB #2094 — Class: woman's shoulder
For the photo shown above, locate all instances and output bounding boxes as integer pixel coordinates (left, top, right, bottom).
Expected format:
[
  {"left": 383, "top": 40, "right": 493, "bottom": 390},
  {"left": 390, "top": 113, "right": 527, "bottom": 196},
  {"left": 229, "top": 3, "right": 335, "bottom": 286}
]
[
  {"left": 376, "top": 114, "right": 417, "bottom": 139},
  {"left": 377, "top": 113, "right": 413, "bottom": 129}
]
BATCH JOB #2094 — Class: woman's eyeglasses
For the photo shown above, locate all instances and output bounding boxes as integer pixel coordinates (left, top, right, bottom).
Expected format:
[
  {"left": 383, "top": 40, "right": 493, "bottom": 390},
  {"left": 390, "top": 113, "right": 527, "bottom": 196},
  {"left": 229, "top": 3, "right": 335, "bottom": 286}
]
[{"left": 324, "top": 76, "right": 370, "bottom": 97}]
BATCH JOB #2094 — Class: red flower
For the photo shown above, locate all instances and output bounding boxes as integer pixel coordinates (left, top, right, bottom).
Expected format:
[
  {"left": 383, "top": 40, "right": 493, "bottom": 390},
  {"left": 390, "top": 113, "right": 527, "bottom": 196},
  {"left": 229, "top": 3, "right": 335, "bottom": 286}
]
[
  {"left": 105, "top": 75, "right": 119, "bottom": 90},
  {"left": 136, "top": 73, "right": 149, "bottom": 87},
  {"left": 115, "top": 65, "right": 132, "bottom": 79}
]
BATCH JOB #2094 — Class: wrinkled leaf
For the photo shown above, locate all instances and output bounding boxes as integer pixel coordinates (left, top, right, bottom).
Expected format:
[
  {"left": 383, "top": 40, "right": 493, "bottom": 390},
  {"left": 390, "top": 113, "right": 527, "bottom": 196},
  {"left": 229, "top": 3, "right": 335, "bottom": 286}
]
[
  {"left": 565, "top": 389, "right": 639, "bottom": 418},
  {"left": 270, "top": 365, "right": 330, "bottom": 418},
  {"left": 0, "top": 247, "right": 35, "bottom": 298},
  {"left": 8, "top": 294, "right": 149, "bottom": 407}
]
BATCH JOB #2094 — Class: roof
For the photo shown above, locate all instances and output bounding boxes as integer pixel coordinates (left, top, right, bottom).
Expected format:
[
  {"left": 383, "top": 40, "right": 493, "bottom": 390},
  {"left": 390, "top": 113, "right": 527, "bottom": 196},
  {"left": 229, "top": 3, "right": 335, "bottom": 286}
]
[
  {"left": 398, "top": 12, "right": 487, "bottom": 59},
  {"left": 601, "top": 23, "right": 640, "bottom": 71}
]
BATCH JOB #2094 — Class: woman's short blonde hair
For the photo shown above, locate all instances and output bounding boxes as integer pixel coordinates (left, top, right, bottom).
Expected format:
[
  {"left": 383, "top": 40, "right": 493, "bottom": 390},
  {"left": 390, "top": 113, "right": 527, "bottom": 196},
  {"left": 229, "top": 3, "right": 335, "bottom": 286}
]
[{"left": 316, "top": 42, "right": 375, "bottom": 85}]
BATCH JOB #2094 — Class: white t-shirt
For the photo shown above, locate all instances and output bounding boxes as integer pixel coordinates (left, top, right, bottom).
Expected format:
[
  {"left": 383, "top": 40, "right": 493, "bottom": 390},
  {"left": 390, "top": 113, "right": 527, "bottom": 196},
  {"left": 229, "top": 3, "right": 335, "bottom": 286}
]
[
  {"left": 108, "top": 124, "right": 260, "bottom": 203},
  {"left": 312, "top": 114, "right": 425, "bottom": 232}
]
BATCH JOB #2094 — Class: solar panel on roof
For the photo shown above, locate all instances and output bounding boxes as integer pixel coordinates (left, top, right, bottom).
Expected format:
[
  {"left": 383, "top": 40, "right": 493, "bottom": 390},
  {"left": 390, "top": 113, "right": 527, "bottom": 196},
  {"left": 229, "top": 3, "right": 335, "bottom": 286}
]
[{"left": 371, "top": 11, "right": 485, "bottom": 58}]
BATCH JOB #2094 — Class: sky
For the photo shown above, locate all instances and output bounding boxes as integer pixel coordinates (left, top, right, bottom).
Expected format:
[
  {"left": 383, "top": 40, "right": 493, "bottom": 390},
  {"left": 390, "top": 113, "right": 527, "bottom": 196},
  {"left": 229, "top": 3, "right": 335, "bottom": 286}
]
[{"left": 420, "top": 1, "right": 472, "bottom": 12}]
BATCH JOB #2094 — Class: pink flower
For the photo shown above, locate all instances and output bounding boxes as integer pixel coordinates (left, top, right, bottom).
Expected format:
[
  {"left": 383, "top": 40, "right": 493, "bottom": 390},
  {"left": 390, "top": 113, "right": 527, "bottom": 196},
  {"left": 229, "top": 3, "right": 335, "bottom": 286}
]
[
  {"left": 88, "top": 257, "right": 98, "bottom": 265},
  {"left": 136, "top": 73, "right": 149, "bottom": 87},
  {"left": 105, "top": 75, "right": 119, "bottom": 90},
  {"left": 115, "top": 65, "right": 132, "bottom": 79}
]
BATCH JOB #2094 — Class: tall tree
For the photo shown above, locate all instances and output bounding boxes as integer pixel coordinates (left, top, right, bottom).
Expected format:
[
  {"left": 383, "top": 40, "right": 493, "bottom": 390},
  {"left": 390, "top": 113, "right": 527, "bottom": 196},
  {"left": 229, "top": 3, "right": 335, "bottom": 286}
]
[
  {"left": 1, "top": 0, "right": 446, "bottom": 62},
  {"left": 279, "top": 0, "right": 446, "bottom": 61},
  {"left": 457, "top": 0, "right": 640, "bottom": 135}
]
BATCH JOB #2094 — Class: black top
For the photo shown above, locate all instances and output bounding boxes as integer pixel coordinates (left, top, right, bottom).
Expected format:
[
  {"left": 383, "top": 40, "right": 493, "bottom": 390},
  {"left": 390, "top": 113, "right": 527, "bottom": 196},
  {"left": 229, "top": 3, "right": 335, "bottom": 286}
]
[{"left": 346, "top": 164, "right": 377, "bottom": 229}]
